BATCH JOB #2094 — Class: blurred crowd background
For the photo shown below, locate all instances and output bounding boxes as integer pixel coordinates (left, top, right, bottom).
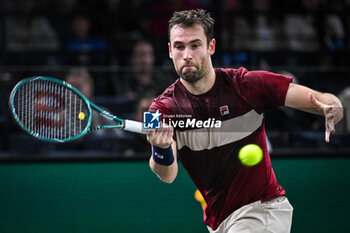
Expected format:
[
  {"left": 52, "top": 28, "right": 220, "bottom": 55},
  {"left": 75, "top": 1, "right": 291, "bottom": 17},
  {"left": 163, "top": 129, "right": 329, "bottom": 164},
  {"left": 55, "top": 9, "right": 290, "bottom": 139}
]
[{"left": 0, "top": 0, "right": 349, "bottom": 160}]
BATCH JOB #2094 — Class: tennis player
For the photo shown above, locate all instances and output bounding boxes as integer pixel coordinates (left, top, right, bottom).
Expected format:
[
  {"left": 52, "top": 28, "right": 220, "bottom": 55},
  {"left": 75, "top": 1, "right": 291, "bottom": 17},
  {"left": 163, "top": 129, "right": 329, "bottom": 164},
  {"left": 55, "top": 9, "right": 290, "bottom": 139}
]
[{"left": 146, "top": 9, "right": 343, "bottom": 233}]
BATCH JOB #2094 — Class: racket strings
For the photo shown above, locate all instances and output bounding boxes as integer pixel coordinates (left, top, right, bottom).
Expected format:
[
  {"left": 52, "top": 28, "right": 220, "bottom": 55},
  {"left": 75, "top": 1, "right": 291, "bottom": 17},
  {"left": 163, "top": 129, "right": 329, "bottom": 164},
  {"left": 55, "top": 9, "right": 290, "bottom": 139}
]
[{"left": 13, "top": 80, "right": 89, "bottom": 140}]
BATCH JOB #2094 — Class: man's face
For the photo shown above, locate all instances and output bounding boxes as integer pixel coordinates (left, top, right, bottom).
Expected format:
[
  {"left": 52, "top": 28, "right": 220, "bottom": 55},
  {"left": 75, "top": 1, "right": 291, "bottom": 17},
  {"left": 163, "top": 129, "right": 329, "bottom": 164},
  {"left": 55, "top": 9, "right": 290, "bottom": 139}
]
[
  {"left": 131, "top": 42, "right": 154, "bottom": 69},
  {"left": 168, "top": 24, "right": 215, "bottom": 83},
  {"left": 66, "top": 75, "right": 92, "bottom": 98}
]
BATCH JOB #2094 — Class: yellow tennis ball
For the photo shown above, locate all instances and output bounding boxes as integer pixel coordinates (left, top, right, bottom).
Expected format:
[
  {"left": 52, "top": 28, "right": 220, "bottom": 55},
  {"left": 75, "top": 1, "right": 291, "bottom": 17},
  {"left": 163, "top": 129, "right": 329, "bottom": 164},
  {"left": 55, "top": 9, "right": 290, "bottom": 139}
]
[
  {"left": 238, "top": 144, "right": 263, "bottom": 166},
  {"left": 78, "top": 112, "right": 85, "bottom": 120}
]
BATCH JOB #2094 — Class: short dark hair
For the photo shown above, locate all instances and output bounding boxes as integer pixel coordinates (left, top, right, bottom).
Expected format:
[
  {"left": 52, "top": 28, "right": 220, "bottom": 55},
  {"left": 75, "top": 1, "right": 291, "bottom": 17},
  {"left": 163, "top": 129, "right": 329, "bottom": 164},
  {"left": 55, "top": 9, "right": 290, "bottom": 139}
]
[{"left": 168, "top": 9, "right": 214, "bottom": 45}]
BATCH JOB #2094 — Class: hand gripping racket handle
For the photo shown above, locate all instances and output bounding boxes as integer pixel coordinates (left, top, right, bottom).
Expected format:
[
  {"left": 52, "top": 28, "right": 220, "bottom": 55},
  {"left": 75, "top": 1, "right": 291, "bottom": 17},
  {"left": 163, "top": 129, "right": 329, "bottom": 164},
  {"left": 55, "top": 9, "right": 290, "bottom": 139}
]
[{"left": 123, "top": 120, "right": 147, "bottom": 134}]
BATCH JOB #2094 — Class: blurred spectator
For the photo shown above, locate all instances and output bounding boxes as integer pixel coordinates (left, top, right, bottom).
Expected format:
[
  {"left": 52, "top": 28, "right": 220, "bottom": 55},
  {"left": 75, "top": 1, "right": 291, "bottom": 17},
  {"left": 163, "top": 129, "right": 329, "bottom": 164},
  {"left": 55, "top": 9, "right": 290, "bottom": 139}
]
[
  {"left": 0, "top": 72, "right": 15, "bottom": 151},
  {"left": 336, "top": 87, "right": 350, "bottom": 132},
  {"left": 324, "top": 14, "right": 345, "bottom": 51},
  {"left": 122, "top": 96, "right": 154, "bottom": 157},
  {"left": 283, "top": 0, "right": 323, "bottom": 51},
  {"left": 65, "top": 14, "right": 107, "bottom": 52},
  {"left": 48, "top": 0, "right": 83, "bottom": 43},
  {"left": 220, "top": 0, "right": 283, "bottom": 52},
  {"left": 251, "top": 0, "right": 283, "bottom": 51},
  {"left": 224, "top": 15, "right": 254, "bottom": 51},
  {"left": 64, "top": 67, "right": 121, "bottom": 137},
  {"left": 117, "top": 40, "right": 173, "bottom": 100},
  {"left": 150, "top": 0, "right": 202, "bottom": 38},
  {"left": 4, "top": 0, "right": 59, "bottom": 52},
  {"left": 65, "top": 67, "right": 94, "bottom": 98},
  {"left": 323, "top": 0, "right": 346, "bottom": 51},
  {"left": 63, "top": 14, "right": 108, "bottom": 65},
  {"left": 219, "top": 0, "right": 247, "bottom": 51}
]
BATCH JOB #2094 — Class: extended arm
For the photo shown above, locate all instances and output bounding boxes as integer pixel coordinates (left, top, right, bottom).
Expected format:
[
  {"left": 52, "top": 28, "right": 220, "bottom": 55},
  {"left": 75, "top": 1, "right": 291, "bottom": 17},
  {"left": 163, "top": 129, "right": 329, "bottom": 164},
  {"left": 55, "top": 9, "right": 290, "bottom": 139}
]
[
  {"left": 285, "top": 83, "right": 343, "bottom": 142},
  {"left": 147, "top": 124, "right": 178, "bottom": 183}
]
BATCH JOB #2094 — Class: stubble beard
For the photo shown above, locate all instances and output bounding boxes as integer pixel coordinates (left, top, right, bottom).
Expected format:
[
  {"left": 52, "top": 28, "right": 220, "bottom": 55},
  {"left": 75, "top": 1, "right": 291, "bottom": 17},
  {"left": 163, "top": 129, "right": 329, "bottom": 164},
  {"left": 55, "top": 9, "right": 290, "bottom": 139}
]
[{"left": 177, "top": 64, "right": 205, "bottom": 83}]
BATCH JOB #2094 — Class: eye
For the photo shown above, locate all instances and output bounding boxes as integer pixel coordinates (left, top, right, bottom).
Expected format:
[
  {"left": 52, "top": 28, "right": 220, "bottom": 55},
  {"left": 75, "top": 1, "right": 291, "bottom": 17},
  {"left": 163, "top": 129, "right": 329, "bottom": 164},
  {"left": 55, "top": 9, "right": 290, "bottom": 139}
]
[
  {"left": 191, "top": 43, "right": 200, "bottom": 49},
  {"left": 174, "top": 44, "right": 185, "bottom": 50}
]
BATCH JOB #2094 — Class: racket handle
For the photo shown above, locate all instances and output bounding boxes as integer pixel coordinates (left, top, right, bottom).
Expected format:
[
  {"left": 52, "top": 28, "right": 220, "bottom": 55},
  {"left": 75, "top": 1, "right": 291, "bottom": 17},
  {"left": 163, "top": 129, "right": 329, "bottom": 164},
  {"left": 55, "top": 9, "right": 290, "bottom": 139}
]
[{"left": 124, "top": 120, "right": 147, "bottom": 134}]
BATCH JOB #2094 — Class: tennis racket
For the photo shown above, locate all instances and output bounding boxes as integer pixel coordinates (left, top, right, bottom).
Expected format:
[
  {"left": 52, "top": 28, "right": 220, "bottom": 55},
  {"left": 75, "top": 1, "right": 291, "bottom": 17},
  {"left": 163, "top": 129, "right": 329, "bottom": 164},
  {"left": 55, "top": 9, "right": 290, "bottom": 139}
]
[{"left": 9, "top": 76, "right": 146, "bottom": 143}]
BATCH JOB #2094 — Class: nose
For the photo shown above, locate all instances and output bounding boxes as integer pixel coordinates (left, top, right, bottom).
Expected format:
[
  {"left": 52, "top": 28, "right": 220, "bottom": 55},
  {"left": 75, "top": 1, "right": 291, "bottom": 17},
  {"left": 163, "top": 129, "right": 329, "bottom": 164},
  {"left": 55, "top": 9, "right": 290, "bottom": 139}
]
[{"left": 183, "top": 47, "right": 192, "bottom": 61}]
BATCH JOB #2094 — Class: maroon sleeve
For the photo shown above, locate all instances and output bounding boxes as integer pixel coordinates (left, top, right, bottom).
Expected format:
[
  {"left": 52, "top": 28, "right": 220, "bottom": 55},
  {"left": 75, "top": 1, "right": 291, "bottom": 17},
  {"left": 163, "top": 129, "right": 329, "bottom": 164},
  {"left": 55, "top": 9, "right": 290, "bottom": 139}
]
[
  {"left": 235, "top": 69, "right": 292, "bottom": 112},
  {"left": 148, "top": 98, "right": 172, "bottom": 119}
]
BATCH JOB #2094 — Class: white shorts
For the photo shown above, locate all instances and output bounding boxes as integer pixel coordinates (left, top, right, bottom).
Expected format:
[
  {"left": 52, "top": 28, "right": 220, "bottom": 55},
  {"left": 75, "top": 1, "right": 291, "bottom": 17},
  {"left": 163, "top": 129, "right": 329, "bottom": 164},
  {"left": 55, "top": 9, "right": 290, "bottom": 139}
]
[{"left": 207, "top": 196, "right": 293, "bottom": 233}]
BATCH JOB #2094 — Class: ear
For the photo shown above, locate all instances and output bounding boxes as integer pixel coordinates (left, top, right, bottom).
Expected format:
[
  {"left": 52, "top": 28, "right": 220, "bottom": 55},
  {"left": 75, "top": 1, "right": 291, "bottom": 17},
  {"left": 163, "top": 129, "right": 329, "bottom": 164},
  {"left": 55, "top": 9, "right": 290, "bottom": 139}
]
[
  {"left": 168, "top": 42, "right": 173, "bottom": 59},
  {"left": 208, "top": 39, "right": 216, "bottom": 56}
]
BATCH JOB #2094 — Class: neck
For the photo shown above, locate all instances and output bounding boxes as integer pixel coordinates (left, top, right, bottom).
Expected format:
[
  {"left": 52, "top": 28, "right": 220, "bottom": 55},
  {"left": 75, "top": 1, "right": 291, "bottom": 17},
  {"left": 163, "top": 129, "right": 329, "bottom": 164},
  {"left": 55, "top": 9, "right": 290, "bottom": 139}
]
[{"left": 180, "top": 67, "right": 216, "bottom": 95}]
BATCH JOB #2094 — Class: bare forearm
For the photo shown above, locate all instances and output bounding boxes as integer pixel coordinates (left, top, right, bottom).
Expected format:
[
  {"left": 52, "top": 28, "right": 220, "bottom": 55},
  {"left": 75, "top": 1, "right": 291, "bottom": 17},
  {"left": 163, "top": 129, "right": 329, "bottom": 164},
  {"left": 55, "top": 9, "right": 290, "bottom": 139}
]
[
  {"left": 149, "top": 157, "right": 178, "bottom": 183},
  {"left": 285, "top": 84, "right": 343, "bottom": 122}
]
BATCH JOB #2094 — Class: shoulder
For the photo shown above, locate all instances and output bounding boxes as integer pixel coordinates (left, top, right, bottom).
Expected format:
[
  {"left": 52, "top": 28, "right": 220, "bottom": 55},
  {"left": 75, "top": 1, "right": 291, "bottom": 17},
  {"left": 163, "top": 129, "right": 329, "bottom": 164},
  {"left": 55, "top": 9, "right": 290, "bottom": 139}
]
[
  {"left": 215, "top": 67, "right": 248, "bottom": 78},
  {"left": 216, "top": 67, "right": 292, "bottom": 87},
  {"left": 215, "top": 67, "right": 249, "bottom": 83}
]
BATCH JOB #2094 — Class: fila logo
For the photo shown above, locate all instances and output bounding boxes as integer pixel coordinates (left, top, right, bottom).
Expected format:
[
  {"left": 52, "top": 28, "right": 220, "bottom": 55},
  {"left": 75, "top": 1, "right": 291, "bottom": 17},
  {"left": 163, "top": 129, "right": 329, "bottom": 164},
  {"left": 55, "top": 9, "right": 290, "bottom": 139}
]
[
  {"left": 220, "top": 105, "right": 229, "bottom": 116},
  {"left": 154, "top": 152, "right": 164, "bottom": 159}
]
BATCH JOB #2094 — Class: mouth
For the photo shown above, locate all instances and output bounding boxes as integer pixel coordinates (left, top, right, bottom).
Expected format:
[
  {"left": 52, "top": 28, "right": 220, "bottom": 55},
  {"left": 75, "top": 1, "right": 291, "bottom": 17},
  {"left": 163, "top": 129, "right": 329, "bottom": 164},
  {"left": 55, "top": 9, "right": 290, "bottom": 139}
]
[{"left": 182, "top": 64, "right": 195, "bottom": 70}]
